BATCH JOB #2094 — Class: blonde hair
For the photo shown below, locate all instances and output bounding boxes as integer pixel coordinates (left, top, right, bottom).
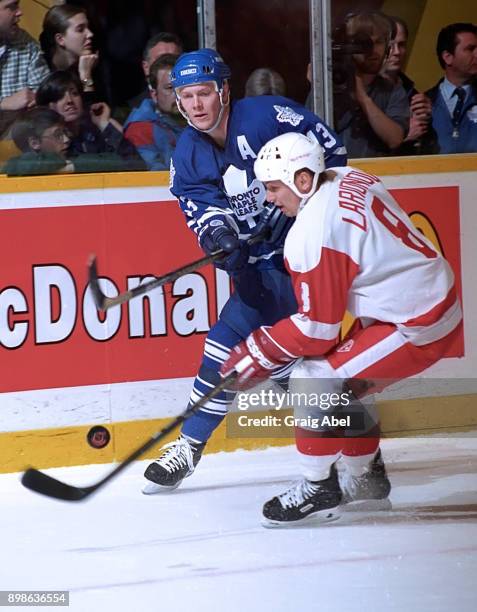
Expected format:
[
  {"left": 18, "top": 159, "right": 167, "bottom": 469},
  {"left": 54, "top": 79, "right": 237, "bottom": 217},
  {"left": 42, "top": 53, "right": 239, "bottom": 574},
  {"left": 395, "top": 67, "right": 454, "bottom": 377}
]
[
  {"left": 345, "top": 12, "right": 393, "bottom": 46},
  {"left": 245, "top": 68, "right": 286, "bottom": 97}
]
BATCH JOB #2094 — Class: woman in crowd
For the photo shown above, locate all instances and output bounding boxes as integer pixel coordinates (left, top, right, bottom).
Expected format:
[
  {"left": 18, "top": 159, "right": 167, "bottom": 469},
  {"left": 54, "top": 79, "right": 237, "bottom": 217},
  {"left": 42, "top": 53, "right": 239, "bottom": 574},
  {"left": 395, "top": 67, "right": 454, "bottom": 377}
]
[
  {"left": 35, "top": 71, "right": 143, "bottom": 169},
  {"left": 40, "top": 4, "right": 100, "bottom": 99}
]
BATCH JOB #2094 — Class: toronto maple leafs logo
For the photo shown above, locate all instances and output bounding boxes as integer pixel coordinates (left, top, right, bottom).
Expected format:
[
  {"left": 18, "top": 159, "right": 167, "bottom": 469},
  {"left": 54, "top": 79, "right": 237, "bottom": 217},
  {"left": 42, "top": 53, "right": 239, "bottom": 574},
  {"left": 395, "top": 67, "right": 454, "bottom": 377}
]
[
  {"left": 273, "top": 105, "right": 304, "bottom": 127},
  {"left": 222, "top": 165, "right": 266, "bottom": 226}
]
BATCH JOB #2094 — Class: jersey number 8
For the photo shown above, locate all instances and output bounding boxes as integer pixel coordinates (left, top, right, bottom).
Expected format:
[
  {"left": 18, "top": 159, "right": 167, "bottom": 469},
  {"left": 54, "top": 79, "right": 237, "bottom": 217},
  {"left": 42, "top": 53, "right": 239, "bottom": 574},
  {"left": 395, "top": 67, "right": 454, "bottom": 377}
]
[{"left": 372, "top": 197, "right": 437, "bottom": 260}]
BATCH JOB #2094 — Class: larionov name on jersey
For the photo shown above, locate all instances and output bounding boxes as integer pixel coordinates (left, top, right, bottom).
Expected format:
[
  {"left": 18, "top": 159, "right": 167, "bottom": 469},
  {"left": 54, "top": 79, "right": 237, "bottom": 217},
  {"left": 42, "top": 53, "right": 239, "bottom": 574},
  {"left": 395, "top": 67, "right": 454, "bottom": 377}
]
[{"left": 338, "top": 169, "right": 380, "bottom": 231}]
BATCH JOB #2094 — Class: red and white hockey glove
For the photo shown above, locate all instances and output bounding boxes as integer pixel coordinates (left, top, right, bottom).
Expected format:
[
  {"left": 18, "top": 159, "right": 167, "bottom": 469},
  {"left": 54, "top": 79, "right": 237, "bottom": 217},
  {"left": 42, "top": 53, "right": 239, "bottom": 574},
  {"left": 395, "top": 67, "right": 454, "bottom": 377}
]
[{"left": 221, "top": 327, "right": 293, "bottom": 389}]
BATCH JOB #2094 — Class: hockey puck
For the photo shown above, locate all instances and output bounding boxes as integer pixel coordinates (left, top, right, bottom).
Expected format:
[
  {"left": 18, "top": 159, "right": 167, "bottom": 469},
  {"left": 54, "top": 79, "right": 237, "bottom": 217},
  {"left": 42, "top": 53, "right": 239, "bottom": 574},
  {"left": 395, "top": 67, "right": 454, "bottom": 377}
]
[{"left": 87, "top": 426, "right": 111, "bottom": 449}]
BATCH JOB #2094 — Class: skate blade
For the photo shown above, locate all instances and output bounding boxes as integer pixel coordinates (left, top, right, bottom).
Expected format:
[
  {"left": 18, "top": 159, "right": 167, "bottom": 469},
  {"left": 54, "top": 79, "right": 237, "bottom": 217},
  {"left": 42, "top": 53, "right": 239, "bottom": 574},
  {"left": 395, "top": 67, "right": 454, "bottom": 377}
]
[
  {"left": 261, "top": 507, "right": 341, "bottom": 528},
  {"left": 141, "top": 480, "right": 181, "bottom": 495},
  {"left": 342, "top": 498, "right": 392, "bottom": 512}
]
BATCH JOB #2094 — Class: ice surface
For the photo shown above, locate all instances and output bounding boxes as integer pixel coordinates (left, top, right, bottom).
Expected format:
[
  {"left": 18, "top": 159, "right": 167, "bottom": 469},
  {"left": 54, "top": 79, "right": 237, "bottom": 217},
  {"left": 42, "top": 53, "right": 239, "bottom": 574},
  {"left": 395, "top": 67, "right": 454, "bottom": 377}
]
[{"left": 1, "top": 435, "right": 476, "bottom": 611}]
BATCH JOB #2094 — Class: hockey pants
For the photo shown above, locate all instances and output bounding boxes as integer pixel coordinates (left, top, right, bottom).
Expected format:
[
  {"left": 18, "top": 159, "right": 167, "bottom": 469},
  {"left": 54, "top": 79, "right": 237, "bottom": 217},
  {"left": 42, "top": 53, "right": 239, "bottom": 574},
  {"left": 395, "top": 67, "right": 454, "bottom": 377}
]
[{"left": 291, "top": 319, "right": 463, "bottom": 481}]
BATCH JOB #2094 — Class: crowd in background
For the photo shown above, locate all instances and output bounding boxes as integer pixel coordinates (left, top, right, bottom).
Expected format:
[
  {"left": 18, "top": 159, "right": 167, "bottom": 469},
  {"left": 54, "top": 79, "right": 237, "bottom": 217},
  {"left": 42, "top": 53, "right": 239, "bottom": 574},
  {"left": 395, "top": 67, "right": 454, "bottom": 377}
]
[{"left": 0, "top": 1, "right": 476, "bottom": 176}]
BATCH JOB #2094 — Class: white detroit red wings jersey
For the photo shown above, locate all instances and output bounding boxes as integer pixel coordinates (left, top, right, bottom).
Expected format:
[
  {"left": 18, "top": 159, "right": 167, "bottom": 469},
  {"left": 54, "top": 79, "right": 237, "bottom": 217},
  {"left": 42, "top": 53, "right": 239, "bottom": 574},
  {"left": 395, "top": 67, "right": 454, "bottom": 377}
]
[{"left": 267, "top": 166, "right": 462, "bottom": 358}]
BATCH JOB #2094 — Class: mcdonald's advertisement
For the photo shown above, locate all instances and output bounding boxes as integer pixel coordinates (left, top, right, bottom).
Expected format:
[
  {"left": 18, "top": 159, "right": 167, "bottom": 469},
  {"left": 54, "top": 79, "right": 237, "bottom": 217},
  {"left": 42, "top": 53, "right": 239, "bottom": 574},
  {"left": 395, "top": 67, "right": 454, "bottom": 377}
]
[{"left": 0, "top": 181, "right": 464, "bottom": 395}]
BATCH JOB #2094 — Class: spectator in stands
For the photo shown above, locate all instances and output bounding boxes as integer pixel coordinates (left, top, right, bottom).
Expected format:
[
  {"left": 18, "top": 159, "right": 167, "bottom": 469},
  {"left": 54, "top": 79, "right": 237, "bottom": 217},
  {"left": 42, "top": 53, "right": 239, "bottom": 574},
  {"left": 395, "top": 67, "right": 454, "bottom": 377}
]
[
  {"left": 382, "top": 16, "right": 437, "bottom": 155},
  {"left": 5, "top": 107, "right": 72, "bottom": 175},
  {"left": 124, "top": 54, "right": 184, "bottom": 170},
  {"left": 426, "top": 22, "right": 477, "bottom": 154},
  {"left": 4, "top": 106, "right": 136, "bottom": 175},
  {"left": 335, "top": 11, "right": 409, "bottom": 158},
  {"left": 40, "top": 4, "right": 99, "bottom": 99},
  {"left": 129, "top": 32, "right": 183, "bottom": 109},
  {"left": 36, "top": 70, "right": 144, "bottom": 168},
  {"left": 0, "top": 0, "right": 50, "bottom": 135},
  {"left": 244, "top": 68, "right": 286, "bottom": 97}
]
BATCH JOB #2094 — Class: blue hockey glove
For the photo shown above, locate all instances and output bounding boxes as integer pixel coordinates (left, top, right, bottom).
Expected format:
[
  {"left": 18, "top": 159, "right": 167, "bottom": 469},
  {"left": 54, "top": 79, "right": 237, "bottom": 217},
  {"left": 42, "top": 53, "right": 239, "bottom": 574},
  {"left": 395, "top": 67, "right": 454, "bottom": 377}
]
[{"left": 200, "top": 222, "right": 249, "bottom": 272}]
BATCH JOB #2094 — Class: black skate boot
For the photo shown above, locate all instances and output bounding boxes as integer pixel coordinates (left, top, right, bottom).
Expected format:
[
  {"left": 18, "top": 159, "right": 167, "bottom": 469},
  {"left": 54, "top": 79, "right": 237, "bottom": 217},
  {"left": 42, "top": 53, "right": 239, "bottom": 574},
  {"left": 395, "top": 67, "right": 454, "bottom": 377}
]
[
  {"left": 262, "top": 464, "right": 342, "bottom": 527},
  {"left": 142, "top": 436, "right": 205, "bottom": 494},
  {"left": 339, "top": 449, "right": 392, "bottom": 510}
]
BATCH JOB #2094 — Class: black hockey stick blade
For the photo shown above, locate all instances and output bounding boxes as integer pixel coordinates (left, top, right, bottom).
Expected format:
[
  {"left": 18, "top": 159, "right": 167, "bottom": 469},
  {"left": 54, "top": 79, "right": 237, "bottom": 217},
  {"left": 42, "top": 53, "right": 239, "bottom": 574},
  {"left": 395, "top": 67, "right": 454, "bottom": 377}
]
[
  {"left": 87, "top": 227, "right": 271, "bottom": 312},
  {"left": 21, "top": 469, "right": 94, "bottom": 501},
  {"left": 88, "top": 254, "right": 110, "bottom": 311},
  {"left": 20, "top": 372, "right": 237, "bottom": 502}
]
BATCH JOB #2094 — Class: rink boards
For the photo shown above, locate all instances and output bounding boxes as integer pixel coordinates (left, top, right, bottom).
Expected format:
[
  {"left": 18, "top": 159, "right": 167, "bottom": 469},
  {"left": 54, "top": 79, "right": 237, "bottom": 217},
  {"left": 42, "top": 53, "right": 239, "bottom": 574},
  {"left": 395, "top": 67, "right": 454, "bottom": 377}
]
[{"left": 0, "top": 157, "right": 476, "bottom": 473}]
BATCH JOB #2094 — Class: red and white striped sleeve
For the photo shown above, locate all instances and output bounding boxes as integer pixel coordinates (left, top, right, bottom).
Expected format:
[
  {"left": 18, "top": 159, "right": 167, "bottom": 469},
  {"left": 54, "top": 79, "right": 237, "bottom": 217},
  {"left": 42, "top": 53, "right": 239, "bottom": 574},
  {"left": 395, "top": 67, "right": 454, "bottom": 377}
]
[{"left": 267, "top": 246, "right": 360, "bottom": 358}]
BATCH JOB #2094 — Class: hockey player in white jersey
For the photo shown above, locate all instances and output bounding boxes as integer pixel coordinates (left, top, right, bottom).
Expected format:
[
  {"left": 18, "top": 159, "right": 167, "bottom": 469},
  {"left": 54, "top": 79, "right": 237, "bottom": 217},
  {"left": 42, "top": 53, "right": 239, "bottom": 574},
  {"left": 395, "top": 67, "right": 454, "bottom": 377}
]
[{"left": 221, "top": 132, "right": 463, "bottom": 526}]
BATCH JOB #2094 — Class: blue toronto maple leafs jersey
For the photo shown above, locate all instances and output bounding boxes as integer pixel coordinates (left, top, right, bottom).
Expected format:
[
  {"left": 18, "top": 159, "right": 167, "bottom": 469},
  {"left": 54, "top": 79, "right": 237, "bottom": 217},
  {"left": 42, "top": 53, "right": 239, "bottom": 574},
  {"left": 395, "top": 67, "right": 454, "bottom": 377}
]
[{"left": 170, "top": 95, "right": 347, "bottom": 270}]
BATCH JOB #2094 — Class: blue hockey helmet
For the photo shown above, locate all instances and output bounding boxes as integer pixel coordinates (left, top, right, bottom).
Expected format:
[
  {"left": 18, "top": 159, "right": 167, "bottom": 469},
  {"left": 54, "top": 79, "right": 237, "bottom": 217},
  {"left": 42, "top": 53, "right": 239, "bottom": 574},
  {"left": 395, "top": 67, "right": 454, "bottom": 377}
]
[{"left": 171, "top": 48, "right": 231, "bottom": 91}]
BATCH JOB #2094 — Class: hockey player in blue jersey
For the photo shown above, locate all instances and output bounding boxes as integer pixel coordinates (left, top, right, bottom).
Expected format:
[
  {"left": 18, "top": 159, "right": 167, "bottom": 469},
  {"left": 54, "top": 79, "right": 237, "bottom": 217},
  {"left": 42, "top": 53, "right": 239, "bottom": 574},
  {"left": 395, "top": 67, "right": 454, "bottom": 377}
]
[{"left": 142, "top": 48, "right": 347, "bottom": 493}]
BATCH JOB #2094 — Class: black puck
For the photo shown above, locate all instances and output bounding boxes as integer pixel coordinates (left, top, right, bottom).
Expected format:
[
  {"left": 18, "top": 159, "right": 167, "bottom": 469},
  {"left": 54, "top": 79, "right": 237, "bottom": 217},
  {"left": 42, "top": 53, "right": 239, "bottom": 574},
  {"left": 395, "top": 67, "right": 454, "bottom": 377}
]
[{"left": 87, "top": 425, "right": 111, "bottom": 449}]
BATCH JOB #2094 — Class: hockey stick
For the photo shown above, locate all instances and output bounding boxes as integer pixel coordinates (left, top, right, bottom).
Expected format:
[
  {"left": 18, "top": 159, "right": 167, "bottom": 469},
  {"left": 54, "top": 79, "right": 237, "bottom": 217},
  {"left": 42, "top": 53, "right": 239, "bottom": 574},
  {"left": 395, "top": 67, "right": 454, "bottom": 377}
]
[
  {"left": 88, "top": 228, "right": 271, "bottom": 311},
  {"left": 21, "top": 372, "right": 237, "bottom": 502}
]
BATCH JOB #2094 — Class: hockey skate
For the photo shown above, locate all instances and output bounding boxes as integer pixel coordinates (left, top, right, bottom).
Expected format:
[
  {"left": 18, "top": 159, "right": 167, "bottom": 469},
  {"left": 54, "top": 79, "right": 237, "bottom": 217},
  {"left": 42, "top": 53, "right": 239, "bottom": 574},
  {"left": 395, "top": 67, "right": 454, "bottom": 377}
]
[
  {"left": 262, "top": 464, "right": 342, "bottom": 527},
  {"left": 142, "top": 436, "right": 205, "bottom": 494},
  {"left": 339, "top": 449, "right": 392, "bottom": 511}
]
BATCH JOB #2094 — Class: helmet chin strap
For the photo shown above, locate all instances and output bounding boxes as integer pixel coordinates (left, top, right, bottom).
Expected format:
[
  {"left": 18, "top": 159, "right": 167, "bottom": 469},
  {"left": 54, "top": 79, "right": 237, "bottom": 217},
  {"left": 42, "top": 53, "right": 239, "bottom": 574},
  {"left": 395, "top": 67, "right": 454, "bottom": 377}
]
[{"left": 176, "top": 84, "right": 229, "bottom": 134}]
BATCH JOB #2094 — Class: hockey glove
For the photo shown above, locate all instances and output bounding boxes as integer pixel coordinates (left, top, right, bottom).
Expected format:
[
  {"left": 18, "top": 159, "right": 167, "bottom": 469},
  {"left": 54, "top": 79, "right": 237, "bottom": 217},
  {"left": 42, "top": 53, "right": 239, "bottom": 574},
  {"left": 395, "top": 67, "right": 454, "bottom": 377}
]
[
  {"left": 200, "top": 222, "right": 249, "bottom": 272},
  {"left": 221, "top": 327, "right": 293, "bottom": 390}
]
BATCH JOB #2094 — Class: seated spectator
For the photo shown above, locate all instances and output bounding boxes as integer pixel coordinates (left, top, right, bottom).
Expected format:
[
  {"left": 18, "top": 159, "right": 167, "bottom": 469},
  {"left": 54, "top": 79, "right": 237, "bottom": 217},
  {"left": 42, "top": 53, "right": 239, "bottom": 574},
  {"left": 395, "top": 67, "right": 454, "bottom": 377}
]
[
  {"left": 5, "top": 107, "right": 73, "bottom": 175},
  {"left": 382, "top": 16, "right": 438, "bottom": 154},
  {"left": 0, "top": 0, "right": 50, "bottom": 135},
  {"left": 124, "top": 54, "right": 184, "bottom": 170},
  {"left": 4, "top": 107, "right": 130, "bottom": 175},
  {"left": 426, "top": 22, "right": 477, "bottom": 154},
  {"left": 244, "top": 68, "right": 286, "bottom": 97},
  {"left": 40, "top": 4, "right": 99, "bottom": 99},
  {"left": 35, "top": 70, "right": 143, "bottom": 169},
  {"left": 335, "top": 11, "right": 409, "bottom": 158},
  {"left": 129, "top": 32, "right": 183, "bottom": 109}
]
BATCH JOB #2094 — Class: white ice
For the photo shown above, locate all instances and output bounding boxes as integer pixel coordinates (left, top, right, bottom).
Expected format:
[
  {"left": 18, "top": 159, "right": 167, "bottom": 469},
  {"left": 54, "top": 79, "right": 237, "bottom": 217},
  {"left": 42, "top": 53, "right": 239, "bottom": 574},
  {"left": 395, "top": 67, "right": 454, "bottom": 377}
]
[{"left": 1, "top": 435, "right": 476, "bottom": 612}]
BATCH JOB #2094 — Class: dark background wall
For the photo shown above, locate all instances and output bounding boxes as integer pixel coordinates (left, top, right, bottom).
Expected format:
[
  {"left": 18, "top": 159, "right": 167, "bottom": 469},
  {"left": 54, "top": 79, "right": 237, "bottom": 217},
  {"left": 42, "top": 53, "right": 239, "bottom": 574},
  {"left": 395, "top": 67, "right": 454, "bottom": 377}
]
[
  {"left": 70, "top": 0, "right": 389, "bottom": 105},
  {"left": 216, "top": 0, "right": 383, "bottom": 101}
]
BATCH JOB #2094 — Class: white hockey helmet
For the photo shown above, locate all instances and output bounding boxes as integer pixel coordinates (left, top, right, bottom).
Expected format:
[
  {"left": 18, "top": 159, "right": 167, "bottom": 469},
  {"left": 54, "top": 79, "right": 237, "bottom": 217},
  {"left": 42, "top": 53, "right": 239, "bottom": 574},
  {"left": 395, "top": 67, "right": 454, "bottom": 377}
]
[{"left": 254, "top": 132, "right": 325, "bottom": 205}]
